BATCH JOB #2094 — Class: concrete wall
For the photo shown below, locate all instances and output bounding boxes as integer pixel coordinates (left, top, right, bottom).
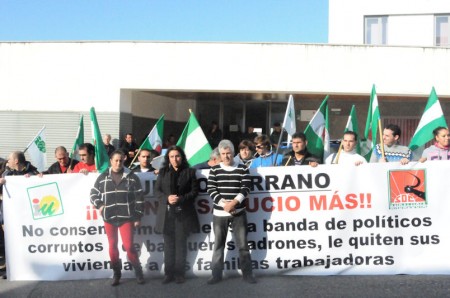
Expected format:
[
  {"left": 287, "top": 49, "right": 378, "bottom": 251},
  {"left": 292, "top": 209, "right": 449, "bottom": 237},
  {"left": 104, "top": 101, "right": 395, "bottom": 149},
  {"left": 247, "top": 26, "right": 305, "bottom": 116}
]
[{"left": 1, "top": 42, "right": 450, "bottom": 108}]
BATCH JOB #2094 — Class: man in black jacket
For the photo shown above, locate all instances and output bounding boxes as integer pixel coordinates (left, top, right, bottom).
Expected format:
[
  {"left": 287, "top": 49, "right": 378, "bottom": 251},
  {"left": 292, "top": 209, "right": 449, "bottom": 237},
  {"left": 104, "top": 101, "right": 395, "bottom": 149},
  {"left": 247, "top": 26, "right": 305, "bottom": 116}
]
[
  {"left": 120, "top": 133, "right": 138, "bottom": 167},
  {"left": 281, "top": 132, "right": 321, "bottom": 167},
  {"left": 0, "top": 151, "right": 40, "bottom": 279},
  {"left": 44, "top": 146, "right": 79, "bottom": 174}
]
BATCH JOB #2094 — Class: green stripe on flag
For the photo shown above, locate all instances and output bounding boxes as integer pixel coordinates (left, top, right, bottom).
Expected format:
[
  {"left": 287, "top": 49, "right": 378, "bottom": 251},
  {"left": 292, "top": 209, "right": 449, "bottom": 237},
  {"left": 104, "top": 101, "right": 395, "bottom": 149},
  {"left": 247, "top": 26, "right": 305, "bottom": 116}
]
[
  {"left": 90, "top": 107, "right": 110, "bottom": 173},
  {"left": 177, "top": 111, "right": 212, "bottom": 167},
  {"left": 361, "top": 85, "right": 380, "bottom": 161},
  {"left": 304, "top": 95, "right": 329, "bottom": 160},
  {"left": 139, "top": 115, "right": 164, "bottom": 153},
  {"left": 70, "top": 115, "right": 84, "bottom": 159},
  {"left": 409, "top": 87, "right": 448, "bottom": 152}
]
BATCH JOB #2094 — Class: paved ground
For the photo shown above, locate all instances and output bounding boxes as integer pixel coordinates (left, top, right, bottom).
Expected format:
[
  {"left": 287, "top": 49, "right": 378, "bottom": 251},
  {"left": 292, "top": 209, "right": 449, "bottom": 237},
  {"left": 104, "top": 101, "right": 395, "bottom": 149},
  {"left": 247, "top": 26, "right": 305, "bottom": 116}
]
[{"left": 1, "top": 274, "right": 450, "bottom": 298}]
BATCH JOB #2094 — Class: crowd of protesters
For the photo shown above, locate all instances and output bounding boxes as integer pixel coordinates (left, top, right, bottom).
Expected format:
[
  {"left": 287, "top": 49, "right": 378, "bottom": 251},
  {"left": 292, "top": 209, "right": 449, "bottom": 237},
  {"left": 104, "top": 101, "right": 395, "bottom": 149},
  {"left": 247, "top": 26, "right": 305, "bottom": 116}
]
[{"left": 0, "top": 123, "right": 448, "bottom": 284}]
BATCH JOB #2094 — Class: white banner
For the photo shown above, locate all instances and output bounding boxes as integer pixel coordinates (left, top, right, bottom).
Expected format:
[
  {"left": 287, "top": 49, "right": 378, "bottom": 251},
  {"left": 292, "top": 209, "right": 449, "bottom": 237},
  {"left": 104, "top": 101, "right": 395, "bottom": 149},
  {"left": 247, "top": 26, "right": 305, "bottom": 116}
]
[{"left": 4, "top": 161, "right": 450, "bottom": 281}]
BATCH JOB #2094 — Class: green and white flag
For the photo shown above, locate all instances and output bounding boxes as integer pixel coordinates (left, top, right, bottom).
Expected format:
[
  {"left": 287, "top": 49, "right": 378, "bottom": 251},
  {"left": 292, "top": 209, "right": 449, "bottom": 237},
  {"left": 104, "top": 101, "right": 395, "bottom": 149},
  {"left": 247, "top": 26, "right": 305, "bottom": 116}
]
[
  {"left": 344, "top": 105, "right": 361, "bottom": 154},
  {"left": 176, "top": 111, "right": 212, "bottom": 167},
  {"left": 70, "top": 115, "right": 84, "bottom": 159},
  {"left": 139, "top": 115, "right": 164, "bottom": 153},
  {"left": 90, "top": 107, "right": 110, "bottom": 173},
  {"left": 409, "top": 87, "right": 448, "bottom": 154},
  {"left": 304, "top": 95, "right": 330, "bottom": 160},
  {"left": 26, "top": 126, "right": 47, "bottom": 172},
  {"left": 282, "top": 95, "right": 296, "bottom": 137},
  {"left": 361, "top": 85, "right": 380, "bottom": 161}
]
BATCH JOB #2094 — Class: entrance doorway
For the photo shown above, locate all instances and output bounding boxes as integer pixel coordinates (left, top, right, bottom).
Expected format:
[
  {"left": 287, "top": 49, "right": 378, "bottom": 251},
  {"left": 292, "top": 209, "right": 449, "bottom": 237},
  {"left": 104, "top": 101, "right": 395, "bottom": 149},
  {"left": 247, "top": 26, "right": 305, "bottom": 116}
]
[{"left": 196, "top": 94, "right": 287, "bottom": 148}]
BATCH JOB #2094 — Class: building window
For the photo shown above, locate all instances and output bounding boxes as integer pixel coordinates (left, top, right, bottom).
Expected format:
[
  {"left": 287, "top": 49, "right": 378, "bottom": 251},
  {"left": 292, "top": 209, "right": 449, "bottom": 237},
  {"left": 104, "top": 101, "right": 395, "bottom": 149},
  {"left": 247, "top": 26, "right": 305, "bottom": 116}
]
[
  {"left": 365, "top": 16, "right": 388, "bottom": 45},
  {"left": 435, "top": 15, "right": 449, "bottom": 46}
]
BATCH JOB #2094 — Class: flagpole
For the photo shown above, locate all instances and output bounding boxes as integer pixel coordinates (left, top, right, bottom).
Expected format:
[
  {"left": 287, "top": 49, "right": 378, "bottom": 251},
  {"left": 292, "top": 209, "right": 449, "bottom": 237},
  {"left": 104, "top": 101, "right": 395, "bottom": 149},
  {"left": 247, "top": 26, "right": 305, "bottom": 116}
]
[
  {"left": 69, "top": 155, "right": 74, "bottom": 171},
  {"left": 283, "top": 155, "right": 292, "bottom": 166},
  {"left": 129, "top": 149, "right": 141, "bottom": 167},
  {"left": 69, "top": 114, "right": 84, "bottom": 169},
  {"left": 23, "top": 125, "right": 46, "bottom": 153},
  {"left": 378, "top": 118, "right": 385, "bottom": 159},
  {"left": 276, "top": 95, "right": 295, "bottom": 166},
  {"left": 273, "top": 129, "right": 285, "bottom": 166},
  {"left": 334, "top": 141, "right": 343, "bottom": 164},
  {"left": 129, "top": 136, "right": 148, "bottom": 167},
  {"left": 69, "top": 140, "right": 77, "bottom": 158},
  {"left": 130, "top": 114, "right": 165, "bottom": 168}
]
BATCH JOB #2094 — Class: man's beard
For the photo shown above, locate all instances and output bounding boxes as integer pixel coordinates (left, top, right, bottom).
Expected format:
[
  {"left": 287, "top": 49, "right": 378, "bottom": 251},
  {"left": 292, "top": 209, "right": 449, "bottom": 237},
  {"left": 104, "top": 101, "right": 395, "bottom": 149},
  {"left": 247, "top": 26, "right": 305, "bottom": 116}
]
[{"left": 294, "top": 148, "right": 307, "bottom": 155}]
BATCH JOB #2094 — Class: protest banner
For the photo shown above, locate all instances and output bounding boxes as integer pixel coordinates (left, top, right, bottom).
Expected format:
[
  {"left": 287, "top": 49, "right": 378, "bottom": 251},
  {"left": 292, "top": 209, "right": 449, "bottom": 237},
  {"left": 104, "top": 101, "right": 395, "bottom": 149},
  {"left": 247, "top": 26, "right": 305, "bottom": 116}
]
[{"left": 4, "top": 161, "right": 450, "bottom": 281}]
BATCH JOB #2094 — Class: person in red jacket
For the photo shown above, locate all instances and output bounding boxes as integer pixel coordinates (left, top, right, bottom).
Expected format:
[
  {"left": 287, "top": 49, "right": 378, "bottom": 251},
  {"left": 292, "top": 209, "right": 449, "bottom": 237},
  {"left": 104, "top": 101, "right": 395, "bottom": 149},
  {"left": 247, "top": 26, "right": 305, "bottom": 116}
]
[{"left": 72, "top": 143, "right": 96, "bottom": 174}]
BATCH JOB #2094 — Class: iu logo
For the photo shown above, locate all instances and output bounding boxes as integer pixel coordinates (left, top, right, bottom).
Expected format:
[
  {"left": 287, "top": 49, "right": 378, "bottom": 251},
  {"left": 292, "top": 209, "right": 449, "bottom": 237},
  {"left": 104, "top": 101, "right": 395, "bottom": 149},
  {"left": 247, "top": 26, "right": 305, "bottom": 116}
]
[
  {"left": 27, "top": 182, "right": 64, "bottom": 219},
  {"left": 388, "top": 169, "right": 427, "bottom": 209}
]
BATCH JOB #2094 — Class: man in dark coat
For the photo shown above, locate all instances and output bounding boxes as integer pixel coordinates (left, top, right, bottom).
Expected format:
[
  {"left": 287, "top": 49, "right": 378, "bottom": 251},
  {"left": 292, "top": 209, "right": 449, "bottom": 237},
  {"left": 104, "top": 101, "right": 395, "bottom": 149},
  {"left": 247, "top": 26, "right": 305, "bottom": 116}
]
[{"left": 44, "top": 146, "right": 79, "bottom": 174}]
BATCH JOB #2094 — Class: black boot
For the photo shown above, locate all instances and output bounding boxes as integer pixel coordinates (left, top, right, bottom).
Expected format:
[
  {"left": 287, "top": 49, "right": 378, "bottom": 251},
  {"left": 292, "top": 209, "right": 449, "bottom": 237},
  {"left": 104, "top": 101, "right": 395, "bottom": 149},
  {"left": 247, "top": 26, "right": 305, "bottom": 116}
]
[
  {"left": 133, "top": 263, "right": 145, "bottom": 285},
  {"left": 207, "top": 270, "right": 222, "bottom": 285},
  {"left": 111, "top": 262, "right": 122, "bottom": 286}
]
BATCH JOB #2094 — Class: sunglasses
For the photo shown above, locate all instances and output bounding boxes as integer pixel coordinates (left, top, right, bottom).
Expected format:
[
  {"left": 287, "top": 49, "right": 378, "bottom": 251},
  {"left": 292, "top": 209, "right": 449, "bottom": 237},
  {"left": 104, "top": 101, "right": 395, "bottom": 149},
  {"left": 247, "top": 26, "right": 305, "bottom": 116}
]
[{"left": 256, "top": 145, "right": 265, "bottom": 149}]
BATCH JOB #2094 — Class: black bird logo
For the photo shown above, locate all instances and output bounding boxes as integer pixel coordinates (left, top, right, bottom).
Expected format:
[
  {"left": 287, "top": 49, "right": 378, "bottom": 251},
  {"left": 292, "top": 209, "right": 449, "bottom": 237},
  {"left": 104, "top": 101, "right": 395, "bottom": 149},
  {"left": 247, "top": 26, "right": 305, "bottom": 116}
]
[{"left": 404, "top": 173, "right": 425, "bottom": 200}]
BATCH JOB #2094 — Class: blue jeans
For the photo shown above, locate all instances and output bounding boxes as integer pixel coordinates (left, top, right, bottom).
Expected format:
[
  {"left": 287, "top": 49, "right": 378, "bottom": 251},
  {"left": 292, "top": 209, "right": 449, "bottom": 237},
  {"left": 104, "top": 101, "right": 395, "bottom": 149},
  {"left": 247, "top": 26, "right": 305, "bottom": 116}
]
[{"left": 211, "top": 212, "right": 253, "bottom": 277}]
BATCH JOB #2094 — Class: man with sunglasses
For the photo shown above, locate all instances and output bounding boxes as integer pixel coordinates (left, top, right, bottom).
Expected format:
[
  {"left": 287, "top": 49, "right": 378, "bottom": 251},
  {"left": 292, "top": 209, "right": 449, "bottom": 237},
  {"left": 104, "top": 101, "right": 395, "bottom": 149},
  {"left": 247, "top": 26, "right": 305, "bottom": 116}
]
[
  {"left": 44, "top": 146, "right": 79, "bottom": 174},
  {"left": 250, "top": 135, "right": 283, "bottom": 168}
]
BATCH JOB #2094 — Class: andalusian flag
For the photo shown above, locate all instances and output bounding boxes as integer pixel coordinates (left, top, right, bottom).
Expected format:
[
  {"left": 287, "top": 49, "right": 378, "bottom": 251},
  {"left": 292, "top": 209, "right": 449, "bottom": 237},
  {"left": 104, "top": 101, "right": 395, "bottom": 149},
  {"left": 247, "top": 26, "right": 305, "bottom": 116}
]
[
  {"left": 70, "top": 115, "right": 84, "bottom": 159},
  {"left": 90, "top": 107, "right": 110, "bottom": 173},
  {"left": 176, "top": 111, "right": 212, "bottom": 167},
  {"left": 361, "top": 85, "right": 380, "bottom": 161},
  {"left": 282, "top": 95, "right": 296, "bottom": 137},
  {"left": 304, "top": 95, "right": 330, "bottom": 160},
  {"left": 344, "top": 105, "right": 361, "bottom": 154},
  {"left": 139, "top": 115, "right": 164, "bottom": 153},
  {"left": 25, "top": 126, "right": 47, "bottom": 172},
  {"left": 409, "top": 87, "right": 448, "bottom": 153}
]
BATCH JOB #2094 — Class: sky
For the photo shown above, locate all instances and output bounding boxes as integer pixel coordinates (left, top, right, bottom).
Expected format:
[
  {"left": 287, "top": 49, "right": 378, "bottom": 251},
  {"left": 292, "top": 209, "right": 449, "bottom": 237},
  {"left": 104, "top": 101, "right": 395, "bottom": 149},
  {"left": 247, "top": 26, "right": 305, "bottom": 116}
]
[{"left": 0, "top": 0, "right": 328, "bottom": 43}]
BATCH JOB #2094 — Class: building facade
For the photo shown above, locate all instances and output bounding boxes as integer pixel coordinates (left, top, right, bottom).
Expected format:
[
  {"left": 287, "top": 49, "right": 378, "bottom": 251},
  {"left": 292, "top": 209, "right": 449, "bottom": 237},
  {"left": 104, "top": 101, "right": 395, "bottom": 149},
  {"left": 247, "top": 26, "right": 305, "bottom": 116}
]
[
  {"left": 1, "top": 1, "right": 450, "bottom": 166},
  {"left": 329, "top": 0, "right": 450, "bottom": 47}
]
